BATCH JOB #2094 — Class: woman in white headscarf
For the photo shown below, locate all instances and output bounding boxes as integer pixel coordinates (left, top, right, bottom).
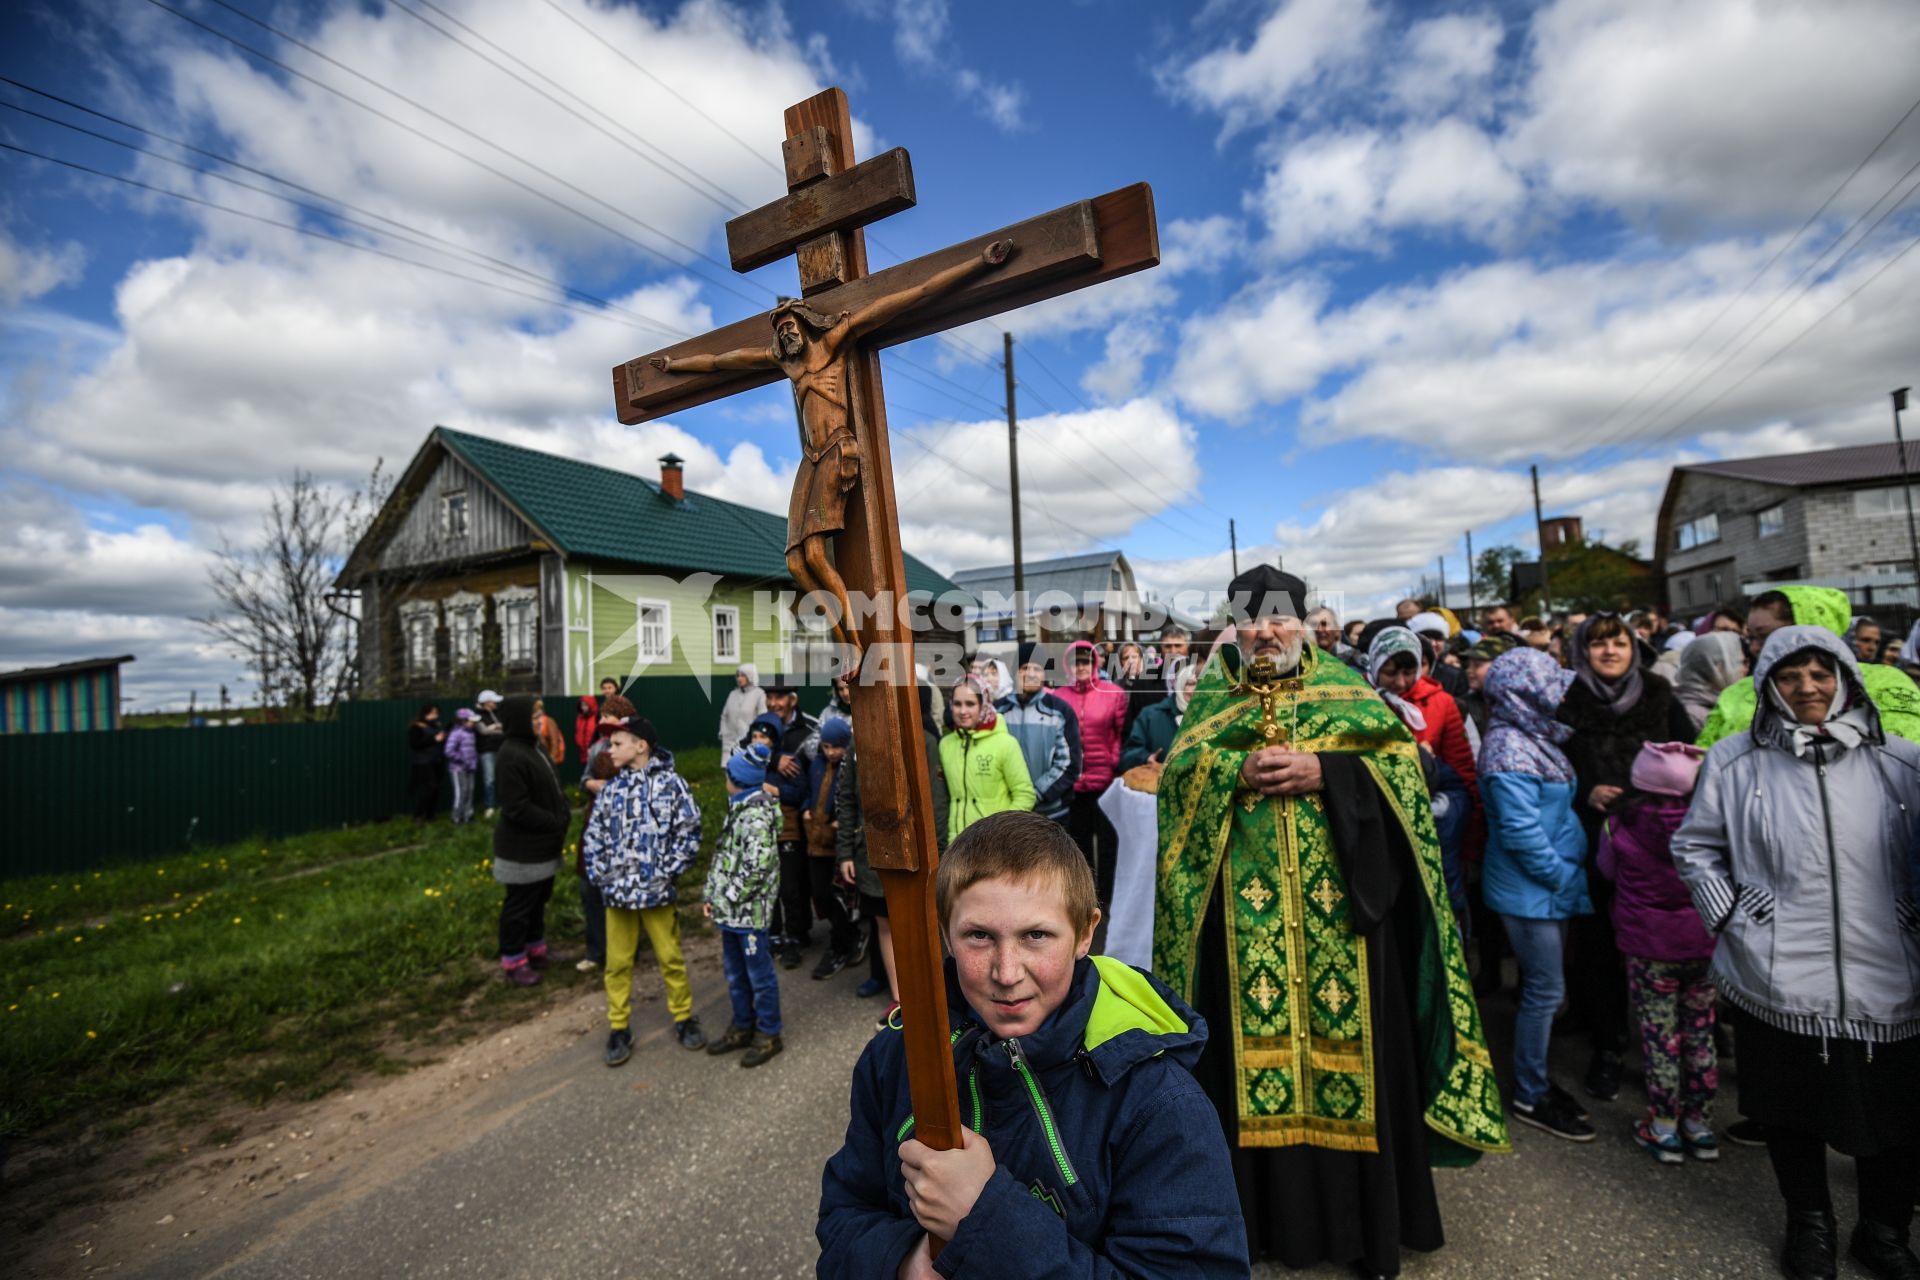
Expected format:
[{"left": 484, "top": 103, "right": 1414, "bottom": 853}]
[{"left": 1673, "top": 632, "right": 1745, "bottom": 739}]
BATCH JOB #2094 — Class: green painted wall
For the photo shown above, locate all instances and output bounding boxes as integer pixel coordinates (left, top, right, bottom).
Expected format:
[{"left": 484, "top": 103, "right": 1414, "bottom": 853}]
[{"left": 577, "top": 564, "right": 790, "bottom": 688}]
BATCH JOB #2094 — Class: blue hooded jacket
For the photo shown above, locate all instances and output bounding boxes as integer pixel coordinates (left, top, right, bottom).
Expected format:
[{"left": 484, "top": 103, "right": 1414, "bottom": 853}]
[
  {"left": 745, "top": 709, "right": 818, "bottom": 810},
  {"left": 817, "top": 956, "right": 1249, "bottom": 1278}
]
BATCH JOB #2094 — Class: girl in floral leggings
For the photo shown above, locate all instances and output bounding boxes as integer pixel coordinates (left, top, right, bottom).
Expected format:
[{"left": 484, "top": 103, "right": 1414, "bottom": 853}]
[{"left": 1597, "top": 742, "right": 1718, "bottom": 1163}]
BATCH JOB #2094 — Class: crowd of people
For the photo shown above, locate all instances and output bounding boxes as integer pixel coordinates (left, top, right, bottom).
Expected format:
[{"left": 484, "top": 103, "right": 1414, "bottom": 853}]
[{"left": 399, "top": 581, "right": 1920, "bottom": 1280}]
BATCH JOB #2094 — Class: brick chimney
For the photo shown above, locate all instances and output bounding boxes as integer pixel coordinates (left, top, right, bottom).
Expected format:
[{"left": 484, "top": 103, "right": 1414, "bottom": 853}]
[
  {"left": 1541, "top": 515, "right": 1584, "bottom": 548},
  {"left": 658, "top": 453, "right": 685, "bottom": 502}
]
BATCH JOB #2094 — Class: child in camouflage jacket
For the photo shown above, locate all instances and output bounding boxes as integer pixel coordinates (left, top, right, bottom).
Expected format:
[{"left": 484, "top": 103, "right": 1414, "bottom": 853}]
[{"left": 703, "top": 743, "right": 785, "bottom": 1066}]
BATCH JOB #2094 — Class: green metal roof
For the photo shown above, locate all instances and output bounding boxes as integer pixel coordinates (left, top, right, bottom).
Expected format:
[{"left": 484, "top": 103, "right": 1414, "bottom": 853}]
[{"left": 433, "top": 427, "right": 961, "bottom": 597}]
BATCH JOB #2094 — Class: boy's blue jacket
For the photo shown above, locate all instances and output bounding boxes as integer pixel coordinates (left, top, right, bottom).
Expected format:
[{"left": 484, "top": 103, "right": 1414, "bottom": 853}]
[
  {"left": 817, "top": 955, "right": 1249, "bottom": 1278},
  {"left": 747, "top": 709, "right": 819, "bottom": 810},
  {"left": 581, "top": 750, "right": 702, "bottom": 910}
]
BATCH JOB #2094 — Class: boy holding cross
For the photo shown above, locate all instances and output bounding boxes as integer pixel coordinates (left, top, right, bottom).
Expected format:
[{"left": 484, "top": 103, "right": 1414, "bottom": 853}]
[{"left": 817, "top": 811, "right": 1247, "bottom": 1277}]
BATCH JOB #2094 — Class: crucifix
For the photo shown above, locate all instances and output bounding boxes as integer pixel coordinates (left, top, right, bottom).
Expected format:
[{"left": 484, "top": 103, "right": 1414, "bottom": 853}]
[{"left": 612, "top": 86, "right": 1157, "bottom": 1216}]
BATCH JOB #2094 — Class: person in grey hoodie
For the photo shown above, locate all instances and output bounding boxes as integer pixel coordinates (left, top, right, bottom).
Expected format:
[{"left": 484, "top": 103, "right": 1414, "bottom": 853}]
[
  {"left": 994, "top": 640, "right": 1082, "bottom": 824},
  {"left": 1671, "top": 625, "right": 1920, "bottom": 1280},
  {"left": 717, "top": 663, "right": 768, "bottom": 759}
]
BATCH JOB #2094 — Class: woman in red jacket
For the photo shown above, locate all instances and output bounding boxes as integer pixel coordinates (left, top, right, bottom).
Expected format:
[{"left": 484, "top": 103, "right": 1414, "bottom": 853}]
[{"left": 1052, "top": 639, "right": 1129, "bottom": 908}]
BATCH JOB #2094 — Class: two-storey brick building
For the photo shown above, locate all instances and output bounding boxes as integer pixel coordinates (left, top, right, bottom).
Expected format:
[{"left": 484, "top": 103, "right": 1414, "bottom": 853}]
[{"left": 1654, "top": 441, "right": 1920, "bottom": 620}]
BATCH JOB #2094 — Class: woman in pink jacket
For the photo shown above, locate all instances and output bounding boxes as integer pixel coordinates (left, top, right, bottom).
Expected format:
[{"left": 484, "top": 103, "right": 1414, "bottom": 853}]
[{"left": 1054, "top": 639, "right": 1129, "bottom": 906}]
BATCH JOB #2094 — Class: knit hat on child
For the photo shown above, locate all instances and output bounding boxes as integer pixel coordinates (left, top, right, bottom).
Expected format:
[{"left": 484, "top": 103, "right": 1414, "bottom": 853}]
[
  {"left": 726, "top": 743, "right": 772, "bottom": 788},
  {"left": 820, "top": 718, "right": 853, "bottom": 749},
  {"left": 1628, "top": 740, "right": 1707, "bottom": 797}
]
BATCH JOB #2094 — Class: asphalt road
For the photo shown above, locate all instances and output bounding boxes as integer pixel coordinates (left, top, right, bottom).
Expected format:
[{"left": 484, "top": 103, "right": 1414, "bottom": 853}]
[{"left": 135, "top": 953, "right": 1875, "bottom": 1279}]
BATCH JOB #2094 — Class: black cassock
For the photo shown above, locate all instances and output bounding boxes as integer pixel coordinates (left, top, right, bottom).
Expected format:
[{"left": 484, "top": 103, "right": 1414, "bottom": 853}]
[{"left": 1188, "top": 755, "right": 1444, "bottom": 1277}]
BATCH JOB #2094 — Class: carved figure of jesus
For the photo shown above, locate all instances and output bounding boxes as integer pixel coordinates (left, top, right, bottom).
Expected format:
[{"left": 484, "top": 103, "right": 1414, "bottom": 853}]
[{"left": 652, "top": 239, "right": 1015, "bottom": 660}]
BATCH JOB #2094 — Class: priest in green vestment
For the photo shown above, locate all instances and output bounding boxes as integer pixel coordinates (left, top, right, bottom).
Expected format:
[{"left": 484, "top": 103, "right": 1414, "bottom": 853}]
[{"left": 1155, "top": 566, "right": 1507, "bottom": 1278}]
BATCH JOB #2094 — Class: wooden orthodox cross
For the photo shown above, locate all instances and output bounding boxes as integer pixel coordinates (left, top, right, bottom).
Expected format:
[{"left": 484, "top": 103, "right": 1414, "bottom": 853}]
[{"left": 612, "top": 86, "right": 1157, "bottom": 1192}]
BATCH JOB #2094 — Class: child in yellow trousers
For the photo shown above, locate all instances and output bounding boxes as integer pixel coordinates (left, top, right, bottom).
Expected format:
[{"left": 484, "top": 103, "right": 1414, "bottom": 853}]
[{"left": 581, "top": 716, "right": 706, "bottom": 1065}]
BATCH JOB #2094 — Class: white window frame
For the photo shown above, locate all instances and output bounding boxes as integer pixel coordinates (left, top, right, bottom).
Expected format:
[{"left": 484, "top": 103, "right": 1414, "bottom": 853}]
[
  {"left": 1854, "top": 485, "right": 1920, "bottom": 518},
  {"left": 712, "top": 604, "right": 740, "bottom": 663},
  {"left": 399, "top": 600, "right": 438, "bottom": 678},
  {"left": 441, "top": 490, "right": 469, "bottom": 539},
  {"left": 1756, "top": 502, "right": 1786, "bottom": 538},
  {"left": 495, "top": 585, "right": 538, "bottom": 667},
  {"left": 637, "top": 598, "right": 672, "bottom": 663},
  {"left": 1672, "top": 513, "right": 1720, "bottom": 552},
  {"left": 444, "top": 591, "right": 484, "bottom": 667}
]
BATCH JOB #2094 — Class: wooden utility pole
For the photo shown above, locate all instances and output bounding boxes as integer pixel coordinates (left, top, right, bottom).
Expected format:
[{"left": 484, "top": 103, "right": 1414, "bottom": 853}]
[
  {"left": 1894, "top": 388, "right": 1919, "bottom": 589},
  {"left": 1531, "top": 464, "right": 1553, "bottom": 617},
  {"left": 1436, "top": 555, "right": 1447, "bottom": 609},
  {"left": 1006, "top": 332, "right": 1026, "bottom": 641},
  {"left": 1229, "top": 518, "right": 1239, "bottom": 577}
]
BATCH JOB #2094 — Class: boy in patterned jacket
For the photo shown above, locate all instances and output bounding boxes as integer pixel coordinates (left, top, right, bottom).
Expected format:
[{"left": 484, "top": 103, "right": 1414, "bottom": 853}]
[
  {"left": 583, "top": 717, "right": 705, "bottom": 1067},
  {"left": 703, "top": 743, "right": 785, "bottom": 1067}
]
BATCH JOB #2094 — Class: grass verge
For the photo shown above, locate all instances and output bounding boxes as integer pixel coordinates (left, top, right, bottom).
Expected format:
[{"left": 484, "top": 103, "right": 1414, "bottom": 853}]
[{"left": 1, "top": 746, "right": 727, "bottom": 1142}]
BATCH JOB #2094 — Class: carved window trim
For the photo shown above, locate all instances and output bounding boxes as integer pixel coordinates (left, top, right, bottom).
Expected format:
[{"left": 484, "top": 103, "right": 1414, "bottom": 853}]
[
  {"left": 495, "top": 585, "right": 538, "bottom": 667},
  {"left": 444, "top": 591, "right": 484, "bottom": 667},
  {"left": 398, "top": 599, "right": 438, "bottom": 678}
]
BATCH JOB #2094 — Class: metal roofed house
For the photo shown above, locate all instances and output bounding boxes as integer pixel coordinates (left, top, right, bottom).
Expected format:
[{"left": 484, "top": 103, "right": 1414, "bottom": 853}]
[
  {"left": 1654, "top": 440, "right": 1920, "bottom": 620},
  {"left": 0, "top": 655, "right": 134, "bottom": 734},
  {"left": 335, "top": 427, "right": 967, "bottom": 731},
  {"left": 950, "top": 550, "right": 1147, "bottom": 645}
]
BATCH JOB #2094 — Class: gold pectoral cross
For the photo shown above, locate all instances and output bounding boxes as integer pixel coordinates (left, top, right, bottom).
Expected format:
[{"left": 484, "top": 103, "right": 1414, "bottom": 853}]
[{"left": 1240, "top": 654, "right": 1292, "bottom": 746}]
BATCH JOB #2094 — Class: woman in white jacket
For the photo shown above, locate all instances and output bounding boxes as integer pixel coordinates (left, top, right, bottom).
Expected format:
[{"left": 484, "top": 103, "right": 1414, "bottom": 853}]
[
  {"left": 718, "top": 664, "right": 768, "bottom": 759},
  {"left": 1671, "top": 625, "right": 1920, "bottom": 1280}
]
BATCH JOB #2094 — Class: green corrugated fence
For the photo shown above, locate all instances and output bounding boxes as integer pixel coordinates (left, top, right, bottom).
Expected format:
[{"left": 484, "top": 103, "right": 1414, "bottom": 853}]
[{"left": 0, "top": 678, "right": 825, "bottom": 877}]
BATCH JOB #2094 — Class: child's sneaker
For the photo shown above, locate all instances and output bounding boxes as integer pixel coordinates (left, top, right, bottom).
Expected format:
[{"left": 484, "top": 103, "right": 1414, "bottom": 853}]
[
  {"left": 575, "top": 958, "right": 600, "bottom": 973},
  {"left": 604, "top": 1028, "right": 633, "bottom": 1067},
  {"left": 1633, "top": 1118, "right": 1684, "bottom": 1164},
  {"left": 674, "top": 1017, "right": 707, "bottom": 1051},
  {"left": 707, "top": 1025, "right": 754, "bottom": 1056},
  {"left": 526, "top": 942, "right": 550, "bottom": 970},
  {"left": 811, "top": 950, "right": 851, "bottom": 981},
  {"left": 1681, "top": 1118, "right": 1719, "bottom": 1161},
  {"left": 501, "top": 958, "right": 540, "bottom": 987},
  {"left": 742, "top": 1034, "right": 784, "bottom": 1067},
  {"left": 855, "top": 976, "right": 887, "bottom": 999}
]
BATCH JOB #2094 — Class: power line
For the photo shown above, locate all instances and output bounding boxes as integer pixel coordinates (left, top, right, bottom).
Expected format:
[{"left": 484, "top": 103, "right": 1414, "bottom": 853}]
[
  {"left": 0, "top": 95, "right": 689, "bottom": 338},
  {"left": 534, "top": 0, "right": 782, "bottom": 180},
  {"left": 1635, "top": 166, "right": 1920, "bottom": 444},
  {"left": 0, "top": 140, "right": 678, "bottom": 335},
  {"left": 389, "top": 0, "right": 748, "bottom": 214},
  {"left": 144, "top": 0, "right": 764, "bottom": 309},
  {"left": 1648, "top": 215, "right": 1920, "bottom": 447},
  {"left": 1584, "top": 92, "right": 1920, "bottom": 451}
]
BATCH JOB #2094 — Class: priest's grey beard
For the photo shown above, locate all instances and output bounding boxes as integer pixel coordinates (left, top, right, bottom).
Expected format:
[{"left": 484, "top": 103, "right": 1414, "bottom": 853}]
[{"left": 1249, "top": 633, "right": 1305, "bottom": 675}]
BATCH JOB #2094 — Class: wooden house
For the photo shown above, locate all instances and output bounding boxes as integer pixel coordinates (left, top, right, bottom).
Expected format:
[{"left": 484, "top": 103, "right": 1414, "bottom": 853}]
[{"left": 335, "top": 427, "right": 967, "bottom": 739}]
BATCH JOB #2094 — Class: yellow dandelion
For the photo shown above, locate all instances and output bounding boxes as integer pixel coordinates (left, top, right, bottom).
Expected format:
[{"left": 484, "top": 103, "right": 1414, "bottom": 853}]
[
  {"left": 72, "top": 935, "right": 83, "bottom": 943},
  {"left": 50, "top": 992, "right": 60, "bottom": 999},
  {"left": 232, "top": 917, "right": 243, "bottom": 925},
  {"left": 7, "top": 1004, "right": 16, "bottom": 1012},
  {"left": 157, "top": 868, "right": 165, "bottom": 876},
  {"left": 86, "top": 1030, "right": 97, "bottom": 1039}
]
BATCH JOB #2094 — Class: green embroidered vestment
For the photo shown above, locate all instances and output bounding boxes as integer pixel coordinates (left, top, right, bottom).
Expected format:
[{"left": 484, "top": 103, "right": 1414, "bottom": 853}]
[{"left": 1153, "top": 642, "right": 1509, "bottom": 1164}]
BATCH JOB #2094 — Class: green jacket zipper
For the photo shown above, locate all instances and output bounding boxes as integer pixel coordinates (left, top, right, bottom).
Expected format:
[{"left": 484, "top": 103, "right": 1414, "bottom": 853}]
[
  {"left": 897, "top": 1024, "right": 979, "bottom": 1143},
  {"left": 1005, "top": 1037, "right": 1078, "bottom": 1187}
]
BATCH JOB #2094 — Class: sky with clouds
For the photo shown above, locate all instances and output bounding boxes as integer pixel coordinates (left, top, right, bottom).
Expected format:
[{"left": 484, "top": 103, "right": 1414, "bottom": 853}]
[{"left": 4, "top": 0, "right": 1919, "bottom": 709}]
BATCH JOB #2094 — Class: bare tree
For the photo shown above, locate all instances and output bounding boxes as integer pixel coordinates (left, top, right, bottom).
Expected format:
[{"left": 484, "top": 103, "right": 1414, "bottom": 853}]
[{"left": 200, "top": 472, "right": 363, "bottom": 720}]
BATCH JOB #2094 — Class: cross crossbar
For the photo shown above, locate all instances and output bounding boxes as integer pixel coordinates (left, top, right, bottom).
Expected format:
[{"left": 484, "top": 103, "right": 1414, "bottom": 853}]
[
  {"left": 613, "top": 184, "right": 1155, "bottom": 424},
  {"left": 726, "top": 146, "right": 916, "bottom": 273}
]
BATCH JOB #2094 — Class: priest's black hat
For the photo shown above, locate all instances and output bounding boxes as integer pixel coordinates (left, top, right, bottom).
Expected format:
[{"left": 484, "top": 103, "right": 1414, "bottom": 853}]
[{"left": 1226, "top": 564, "right": 1308, "bottom": 625}]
